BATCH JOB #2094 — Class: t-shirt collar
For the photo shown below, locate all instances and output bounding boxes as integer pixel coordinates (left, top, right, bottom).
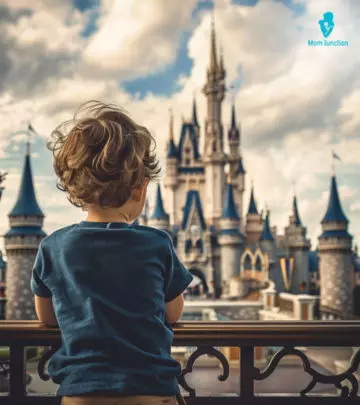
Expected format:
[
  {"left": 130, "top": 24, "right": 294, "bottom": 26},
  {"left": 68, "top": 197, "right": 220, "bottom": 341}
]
[{"left": 79, "top": 221, "right": 132, "bottom": 229}]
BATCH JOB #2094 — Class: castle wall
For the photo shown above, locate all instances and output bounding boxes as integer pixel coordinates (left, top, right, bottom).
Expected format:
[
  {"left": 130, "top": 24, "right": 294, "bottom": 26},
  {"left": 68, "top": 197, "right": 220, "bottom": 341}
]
[
  {"left": 319, "top": 252, "right": 353, "bottom": 315},
  {"left": 5, "top": 249, "right": 38, "bottom": 320},
  {"left": 291, "top": 250, "right": 310, "bottom": 294}
]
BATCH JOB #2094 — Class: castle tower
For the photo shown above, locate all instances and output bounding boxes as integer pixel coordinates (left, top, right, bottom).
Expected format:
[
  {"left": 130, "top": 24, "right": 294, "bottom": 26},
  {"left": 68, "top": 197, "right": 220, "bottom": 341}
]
[
  {"left": 228, "top": 103, "right": 245, "bottom": 228},
  {"left": 245, "top": 184, "right": 263, "bottom": 244},
  {"left": 218, "top": 182, "right": 243, "bottom": 297},
  {"left": 260, "top": 210, "right": 276, "bottom": 262},
  {"left": 148, "top": 184, "right": 170, "bottom": 231},
  {"left": 284, "top": 194, "right": 311, "bottom": 293},
  {"left": 318, "top": 174, "right": 353, "bottom": 318},
  {"left": 5, "top": 141, "right": 46, "bottom": 320},
  {"left": 202, "top": 16, "right": 226, "bottom": 225},
  {"left": 164, "top": 109, "right": 179, "bottom": 224}
]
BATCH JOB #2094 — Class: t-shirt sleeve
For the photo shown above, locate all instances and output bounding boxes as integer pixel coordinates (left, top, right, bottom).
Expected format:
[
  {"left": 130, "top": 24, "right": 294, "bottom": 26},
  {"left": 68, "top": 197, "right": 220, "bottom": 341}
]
[
  {"left": 30, "top": 243, "right": 52, "bottom": 298},
  {"left": 165, "top": 238, "right": 193, "bottom": 303}
]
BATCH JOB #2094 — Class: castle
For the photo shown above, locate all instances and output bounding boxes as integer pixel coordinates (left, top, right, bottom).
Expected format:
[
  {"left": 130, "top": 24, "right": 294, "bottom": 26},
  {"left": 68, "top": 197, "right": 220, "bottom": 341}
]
[
  {"left": 0, "top": 20, "right": 358, "bottom": 321},
  {"left": 139, "top": 21, "right": 358, "bottom": 320}
]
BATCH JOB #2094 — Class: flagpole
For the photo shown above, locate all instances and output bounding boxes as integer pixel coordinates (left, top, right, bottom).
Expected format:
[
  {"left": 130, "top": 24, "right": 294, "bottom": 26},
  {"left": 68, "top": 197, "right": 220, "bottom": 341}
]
[{"left": 331, "top": 150, "right": 335, "bottom": 176}]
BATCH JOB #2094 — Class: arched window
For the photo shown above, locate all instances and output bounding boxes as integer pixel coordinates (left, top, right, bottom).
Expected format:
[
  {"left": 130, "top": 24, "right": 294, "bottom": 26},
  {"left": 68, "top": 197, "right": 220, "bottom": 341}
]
[
  {"left": 244, "top": 254, "right": 252, "bottom": 270},
  {"left": 255, "top": 256, "right": 262, "bottom": 271}
]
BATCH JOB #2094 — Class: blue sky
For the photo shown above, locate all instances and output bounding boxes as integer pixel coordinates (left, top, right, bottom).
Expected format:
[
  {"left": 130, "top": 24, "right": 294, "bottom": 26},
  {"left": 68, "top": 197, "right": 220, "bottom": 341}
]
[{"left": 0, "top": 0, "right": 359, "bottom": 250}]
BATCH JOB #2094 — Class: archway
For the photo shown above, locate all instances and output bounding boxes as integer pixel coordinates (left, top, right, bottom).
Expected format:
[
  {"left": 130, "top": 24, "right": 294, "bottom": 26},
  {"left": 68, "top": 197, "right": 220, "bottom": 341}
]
[{"left": 188, "top": 268, "right": 209, "bottom": 296}]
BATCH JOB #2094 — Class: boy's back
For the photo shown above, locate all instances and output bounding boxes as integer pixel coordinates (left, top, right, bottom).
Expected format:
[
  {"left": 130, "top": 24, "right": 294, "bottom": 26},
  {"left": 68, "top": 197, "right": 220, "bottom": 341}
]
[
  {"left": 32, "top": 221, "right": 192, "bottom": 396},
  {"left": 30, "top": 101, "right": 193, "bottom": 404}
]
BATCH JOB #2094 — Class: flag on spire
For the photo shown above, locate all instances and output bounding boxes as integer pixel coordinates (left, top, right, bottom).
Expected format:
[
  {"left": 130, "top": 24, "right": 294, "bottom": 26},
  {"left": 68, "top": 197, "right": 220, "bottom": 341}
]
[{"left": 332, "top": 151, "right": 341, "bottom": 161}]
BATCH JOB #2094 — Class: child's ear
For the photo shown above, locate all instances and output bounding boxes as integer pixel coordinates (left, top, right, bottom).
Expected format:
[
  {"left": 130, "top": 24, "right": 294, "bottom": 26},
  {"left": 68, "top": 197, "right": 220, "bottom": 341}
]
[
  {"left": 132, "top": 187, "right": 142, "bottom": 202},
  {"left": 132, "top": 180, "right": 149, "bottom": 202}
]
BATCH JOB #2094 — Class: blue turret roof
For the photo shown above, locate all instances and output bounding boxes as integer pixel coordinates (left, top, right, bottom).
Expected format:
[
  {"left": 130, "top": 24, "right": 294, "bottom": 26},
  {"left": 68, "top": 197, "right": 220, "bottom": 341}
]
[
  {"left": 260, "top": 211, "right": 274, "bottom": 241},
  {"left": 151, "top": 184, "right": 169, "bottom": 220},
  {"left": 247, "top": 186, "right": 258, "bottom": 215},
  {"left": 293, "top": 195, "right": 302, "bottom": 226},
  {"left": 222, "top": 183, "right": 239, "bottom": 220},
  {"left": 322, "top": 175, "right": 348, "bottom": 223},
  {"left": 182, "top": 190, "right": 206, "bottom": 230},
  {"left": 167, "top": 139, "right": 178, "bottom": 158},
  {"left": 237, "top": 158, "right": 245, "bottom": 174},
  {"left": 9, "top": 152, "right": 44, "bottom": 217},
  {"left": 192, "top": 98, "right": 199, "bottom": 127},
  {"left": 178, "top": 123, "right": 200, "bottom": 160}
]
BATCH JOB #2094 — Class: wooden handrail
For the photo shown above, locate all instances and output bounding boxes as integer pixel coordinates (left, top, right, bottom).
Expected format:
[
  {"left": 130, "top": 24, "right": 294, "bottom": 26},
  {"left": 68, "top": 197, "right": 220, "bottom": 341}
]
[{"left": 0, "top": 320, "right": 359, "bottom": 346}]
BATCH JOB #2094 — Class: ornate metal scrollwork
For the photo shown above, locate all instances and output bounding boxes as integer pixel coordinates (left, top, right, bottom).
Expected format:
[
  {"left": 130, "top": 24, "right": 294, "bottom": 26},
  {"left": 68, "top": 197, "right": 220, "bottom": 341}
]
[
  {"left": 254, "top": 347, "right": 360, "bottom": 397},
  {"left": 38, "top": 345, "right": 60, "bottom": 381},
  {"left": 178, "top": 346, "right": 230, "bottom": 398}
]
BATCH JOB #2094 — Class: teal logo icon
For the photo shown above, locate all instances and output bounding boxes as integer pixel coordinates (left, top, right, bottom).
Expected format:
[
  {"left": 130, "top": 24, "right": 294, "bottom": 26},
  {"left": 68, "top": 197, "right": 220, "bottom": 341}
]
[{"left": 319, "top": 11, "right": 334, "bottom": 38}]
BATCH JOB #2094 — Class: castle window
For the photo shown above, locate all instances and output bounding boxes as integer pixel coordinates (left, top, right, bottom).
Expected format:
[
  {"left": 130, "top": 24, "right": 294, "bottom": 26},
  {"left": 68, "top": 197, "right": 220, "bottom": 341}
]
[
  {"left": 255, "top": 256, "right": 262, "bottom": 271},
  {"left": 185, "top": 147, "right": 191, "bottom": 154},
  {"left": 244, "top": 255, "right": 252, "bottom": 270},
  {"left": 185, "top": 158, "right": 191, "bottom": 165}
]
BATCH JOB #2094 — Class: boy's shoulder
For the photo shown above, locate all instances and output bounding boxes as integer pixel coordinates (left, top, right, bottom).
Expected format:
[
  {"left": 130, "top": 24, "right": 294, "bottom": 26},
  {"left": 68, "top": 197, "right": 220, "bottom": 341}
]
[
  {"left": 40, "top": 224, "right": 78, "bottom": 249},
  {"left": 132, "top": 224, "right": 173, "bottom": 245}
]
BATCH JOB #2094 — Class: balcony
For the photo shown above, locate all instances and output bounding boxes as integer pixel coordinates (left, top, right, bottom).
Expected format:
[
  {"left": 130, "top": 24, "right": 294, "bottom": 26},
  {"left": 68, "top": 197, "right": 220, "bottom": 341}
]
[{"left": 0, "top": 321, "right": 359, "bottom": 404}]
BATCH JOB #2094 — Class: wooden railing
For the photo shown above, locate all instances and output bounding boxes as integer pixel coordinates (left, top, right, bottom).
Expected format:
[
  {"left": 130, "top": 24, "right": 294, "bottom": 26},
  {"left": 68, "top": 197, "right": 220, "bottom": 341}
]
[{"left": 0, "top": 321, "right": 360, "bottom": 404}]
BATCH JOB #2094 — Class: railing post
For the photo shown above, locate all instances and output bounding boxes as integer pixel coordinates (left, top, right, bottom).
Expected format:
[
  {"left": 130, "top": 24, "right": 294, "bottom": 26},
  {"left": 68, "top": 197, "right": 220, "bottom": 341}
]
[
  {"left": 240, "top": 346, "right": 254, "bottom": 397},
  {"left": 9, "top": 343, "right": 26, "bottom": 397}
]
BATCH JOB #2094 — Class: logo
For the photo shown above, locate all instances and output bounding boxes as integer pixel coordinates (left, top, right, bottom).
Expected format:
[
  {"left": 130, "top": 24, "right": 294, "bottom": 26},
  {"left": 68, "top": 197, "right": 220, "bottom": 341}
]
[
  {"left": 319, "top": 11, "right": 334, "bottom": 38},
  {"left": 308, "top": 11, "right": 348, "bottom": 47}
]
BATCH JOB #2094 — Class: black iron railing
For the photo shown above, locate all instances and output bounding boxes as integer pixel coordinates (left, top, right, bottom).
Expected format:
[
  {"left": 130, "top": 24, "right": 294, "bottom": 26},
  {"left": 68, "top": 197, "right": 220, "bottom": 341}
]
[{"left": 0, "top": 321, "right": 359, "bottom": 404}]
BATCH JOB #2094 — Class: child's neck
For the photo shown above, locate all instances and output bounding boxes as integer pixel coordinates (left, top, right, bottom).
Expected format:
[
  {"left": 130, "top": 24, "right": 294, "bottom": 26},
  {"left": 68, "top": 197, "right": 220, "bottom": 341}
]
[{"left": 86, "top": 208, "right": 132, "bottom": 224}]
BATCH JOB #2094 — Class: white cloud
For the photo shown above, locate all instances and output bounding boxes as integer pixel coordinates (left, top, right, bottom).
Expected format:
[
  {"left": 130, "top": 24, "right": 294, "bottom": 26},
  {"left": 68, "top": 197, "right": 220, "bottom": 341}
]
[
  {"left": 0, "top": 0, "right": 359, "bottom": 251},
  {"left": 83, "top": 0, "right": 197, "bottom": 79}
]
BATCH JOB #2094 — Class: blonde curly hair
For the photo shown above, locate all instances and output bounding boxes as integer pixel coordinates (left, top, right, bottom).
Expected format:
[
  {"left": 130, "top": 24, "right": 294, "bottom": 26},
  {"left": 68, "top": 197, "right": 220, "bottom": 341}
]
[{"left": 48, "top": 100, "right": 160, "bottom": 209}]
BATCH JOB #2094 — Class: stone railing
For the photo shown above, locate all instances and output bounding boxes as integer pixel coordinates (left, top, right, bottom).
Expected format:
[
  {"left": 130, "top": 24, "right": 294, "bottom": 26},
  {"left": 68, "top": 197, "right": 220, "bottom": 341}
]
[{"left": 0, "top": 321, "right": 359, "bottom": 404}]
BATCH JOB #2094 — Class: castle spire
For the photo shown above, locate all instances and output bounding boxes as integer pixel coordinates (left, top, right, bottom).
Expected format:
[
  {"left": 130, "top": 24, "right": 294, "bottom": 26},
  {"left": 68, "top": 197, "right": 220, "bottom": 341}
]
[
  {"left": 9, "top": 142, "right": 43, "bottom": 217},
  {"left": 222, "top": 182, "right": 240, "bottom": 220},
  {"left": 151, "top": 184, "right": 169, "bottom": 220},
  {"left": 321, "top": 175, "right": 348, "bottom": 224},
  {"left": 231, "top": 103, "right": 236, "bottom": 130},
  {"left": 247, "top": 184, "right": 258, "bottom": 215},
  {"left": 292, "top": 195, "right": 302, "bottom": 226},
  {"left": 192, "top": 95, "right": 199, "bottom": 127},
  {"left": 167, "top": 108, "right": 177, "bottom": 158},
  {"left": 260, "top": 210, "right": 274, "bottom": 241},
  {"left": 209, "top": 12, "right": 218, "bottom": 74},
  {"left": 219, "top": 43, "right": 225, "bottom": 76}
]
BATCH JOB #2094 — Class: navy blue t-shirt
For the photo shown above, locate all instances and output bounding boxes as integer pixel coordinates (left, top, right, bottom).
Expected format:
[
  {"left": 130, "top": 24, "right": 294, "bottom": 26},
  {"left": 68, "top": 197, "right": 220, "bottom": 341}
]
[{"left": 30, "top": 221, "right": 193, "bottom": 396}]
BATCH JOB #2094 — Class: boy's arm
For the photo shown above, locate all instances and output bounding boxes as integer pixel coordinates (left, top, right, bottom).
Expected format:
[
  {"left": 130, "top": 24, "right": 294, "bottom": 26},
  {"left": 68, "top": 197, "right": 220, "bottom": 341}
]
[
  {"left": 165, "top": 294, "right": 184, "bottom": 324},
  {"left": 165, "top": 239, "right": 193, "bottom": 324},
  {"left": 34, "top": 296, "right": 58, "bottom": 327},
  {"left": 30, "top": 242, "right": 58, "bottom": 327}
]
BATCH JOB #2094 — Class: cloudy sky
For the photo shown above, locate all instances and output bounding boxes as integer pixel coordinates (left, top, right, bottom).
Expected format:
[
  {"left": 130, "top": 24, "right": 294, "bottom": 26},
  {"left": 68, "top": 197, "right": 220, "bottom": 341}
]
[{"left": 0, "top": 0, "right": 358, "bottom": 250}]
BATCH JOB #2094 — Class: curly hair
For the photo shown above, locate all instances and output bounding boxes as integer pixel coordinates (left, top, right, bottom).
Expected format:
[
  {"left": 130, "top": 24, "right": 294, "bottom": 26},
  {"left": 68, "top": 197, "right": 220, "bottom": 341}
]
[{"left": 47, "top": 100, "right": 161, "bottom": 209}]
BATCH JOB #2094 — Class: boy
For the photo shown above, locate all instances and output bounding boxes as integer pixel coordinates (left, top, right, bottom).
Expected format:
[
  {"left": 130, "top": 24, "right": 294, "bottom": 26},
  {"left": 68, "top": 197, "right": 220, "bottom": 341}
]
[{"left": 30, "top": 101, "right": 193, "bottom": 405}]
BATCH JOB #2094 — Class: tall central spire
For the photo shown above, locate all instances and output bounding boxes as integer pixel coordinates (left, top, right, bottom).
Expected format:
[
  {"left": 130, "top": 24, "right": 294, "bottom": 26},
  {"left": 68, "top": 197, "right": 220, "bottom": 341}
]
[{"left": 210, "top": 11, "right": 218, "bottom": 74}]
